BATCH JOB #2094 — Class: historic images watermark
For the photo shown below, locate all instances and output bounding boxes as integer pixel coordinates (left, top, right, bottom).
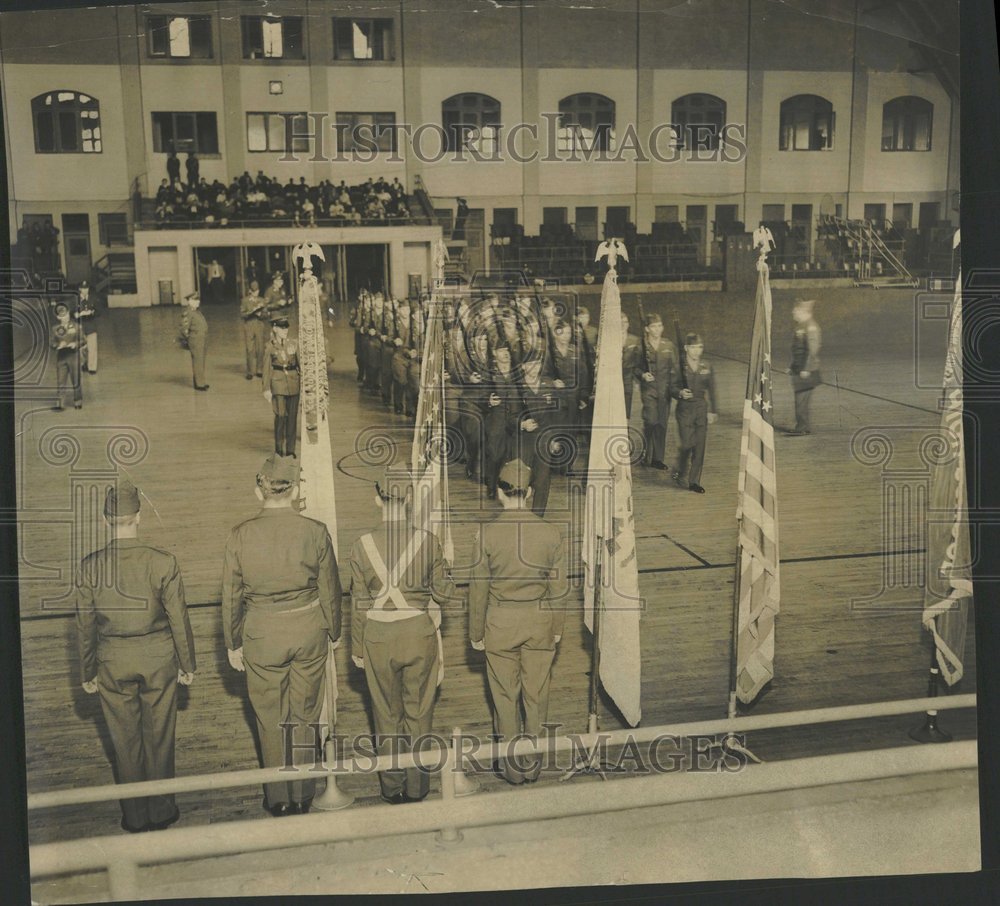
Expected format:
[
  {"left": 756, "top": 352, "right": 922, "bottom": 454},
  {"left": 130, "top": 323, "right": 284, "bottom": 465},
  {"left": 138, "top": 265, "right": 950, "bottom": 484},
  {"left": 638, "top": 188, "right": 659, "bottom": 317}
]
[
  {"left": 275, "top": 114, "right": 749, "bottom": 165},
  {"left": 276, "top": 724, "right": 750, "bottom": 777}
]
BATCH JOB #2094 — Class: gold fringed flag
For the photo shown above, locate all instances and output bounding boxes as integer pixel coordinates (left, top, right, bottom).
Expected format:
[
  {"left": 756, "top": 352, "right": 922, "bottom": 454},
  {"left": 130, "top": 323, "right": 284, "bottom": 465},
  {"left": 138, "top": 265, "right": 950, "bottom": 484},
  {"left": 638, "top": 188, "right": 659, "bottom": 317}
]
[
  {"left": 583, "top": 241, "right": 642, "bottom": 727},
  {"left": 923, "top": 232, "right": 970, "bottom": 685},
  {"left": 734, "top": 256, "right": 780, "bottom": 704},
  {"left": 293, "top": 244, "right": 340, "bottom": 730},
  {"left": 411, "top": 291, "right": 454, "bottom": 562}
]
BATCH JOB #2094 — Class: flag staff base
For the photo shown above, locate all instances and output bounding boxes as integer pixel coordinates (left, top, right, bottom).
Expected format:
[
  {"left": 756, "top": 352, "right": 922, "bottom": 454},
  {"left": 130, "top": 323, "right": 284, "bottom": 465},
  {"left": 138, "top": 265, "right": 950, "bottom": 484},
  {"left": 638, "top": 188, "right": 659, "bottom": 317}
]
[
  {"left": 561, "top": 535, "right": 616, "bottom": 782},
  {"left": 909, "top": 655, "right": 953, "bottom": 744},
  {"left": 711, "top": 692, "right": 762, "bottom": 765}
]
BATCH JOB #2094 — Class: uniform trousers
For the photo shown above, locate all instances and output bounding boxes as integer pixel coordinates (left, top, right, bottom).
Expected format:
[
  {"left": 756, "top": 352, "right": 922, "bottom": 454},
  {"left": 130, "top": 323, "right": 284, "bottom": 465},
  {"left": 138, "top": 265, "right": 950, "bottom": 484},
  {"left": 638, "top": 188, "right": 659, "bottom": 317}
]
[
  {"left": 96, "top": 632, "right": 179, "bottom": 830},
  {"left": 519, "top": 431, "right": 552, "bottom": 517},
  {"left": 243, "top": 604, "right": 328, "bottom": 808},
  {"left": 675, "top": 406, "right": 708, "bottom": 486},
  {"left": 792, "top": 371, "right": 821, "bottom": 432},
  {"left": 362, "top": 615, "right": 439, "bottom": 799},
  {"left": 272, "top": 392, "right": 299, "bottom": 457},
  {"left": 458, "top": 398, "right": 483, "bottom": 478},
  {"left": 55, "top": 348, "right": 82, "bottom": 407},
  {"left": 243, "top": 318, "right": 267, "bottom": 376},
  {"left": 643, "top": 420, "right": 667, "bottom": 465},
  {"left": 188, "top": 335, "right": 207, "bottom": 387},
  {"left": 482, "top": 407, "right": 512, "bottom": 496},
  {"left": 484, "top": 604, "right": 557, "bottom": 783}
]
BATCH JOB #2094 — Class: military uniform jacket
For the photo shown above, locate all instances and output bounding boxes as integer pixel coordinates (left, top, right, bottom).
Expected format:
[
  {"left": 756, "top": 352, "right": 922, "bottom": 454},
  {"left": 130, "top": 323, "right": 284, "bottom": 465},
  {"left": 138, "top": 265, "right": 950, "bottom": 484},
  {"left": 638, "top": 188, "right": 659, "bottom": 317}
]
[
  {"left": 348, "top": 520, "right": 456, "bottom": 659},
  {"left": 76, "top": 539, "right": 196, "bottom": 682},
  {"left": 263, "top": 336, "right": 300, "bottom": 396},
  {"left": 635, "top": 337, "right": 677, "bottom": 424},
  {"left": 484, "top": 368, "right": 523, "bottom": 434},
  {"left": 674, "top": 361, "right": 717, "bottom": 424},
  {"left": 468, "top": 510, "right": 568, "bottom": 643},
  {"left": 180, "top": 308, "right": 208, "bottom": 343},
  {"left": 222, "top": 508, "right": 342, "bottom": 650},
  {"left": 791, "top": 320, "right": 822, "bottom": 389},
  {"left": 622, "top": 334, "right": 642, "bottom": 385},
  {"left": 391, "top": 315, "right": 412, "bottom": 382}
]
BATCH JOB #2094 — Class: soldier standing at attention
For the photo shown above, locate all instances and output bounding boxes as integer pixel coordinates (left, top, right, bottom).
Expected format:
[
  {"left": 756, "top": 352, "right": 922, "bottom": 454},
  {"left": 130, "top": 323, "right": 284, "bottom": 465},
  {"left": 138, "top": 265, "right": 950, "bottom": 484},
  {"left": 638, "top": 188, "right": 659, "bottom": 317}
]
[
  {"left": 241, "top": 280, "right": 268, "bottom": 380},
  {"left": 75, "top": 480, "right": 196, "bottom": 833},
  {"left": 179, "top": 292, "right": 209, "bottom": 391},
  {"left": 620, "top": 312, "right": 641, "bottom": 420},
  {"left": 468, "top": 459, "right": 567, "bottom": 785},
  {"left": 348, "top": 470, "right": 456, "bottom": 803},
  {"left": 263, "top": 272, "right": 291, "bottom": 322},
  {"left": 636, "top": 311, "right": 677, "bottom": 469},
  {"left": 262, "top": 317, "right": 300, "bottom": 457},
  {"left": 787, "top": 299, "right": 822, "bottom": 435},
  {"left": 672, "top": 333, "right": 718, "bottom": 494},
  {"left": 390, "top": 298, "right": 412, "bottom": 416},
  {"left": 222, "top": 455, "right": 342, "bottom": 817}
]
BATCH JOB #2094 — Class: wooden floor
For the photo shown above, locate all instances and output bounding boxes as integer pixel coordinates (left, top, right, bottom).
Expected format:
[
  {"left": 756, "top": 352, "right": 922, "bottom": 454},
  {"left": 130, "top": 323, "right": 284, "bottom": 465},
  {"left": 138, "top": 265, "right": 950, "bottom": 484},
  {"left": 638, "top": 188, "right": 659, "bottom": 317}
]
[{"left": 13, "top": 285, "right": 977, "bottom": 846}]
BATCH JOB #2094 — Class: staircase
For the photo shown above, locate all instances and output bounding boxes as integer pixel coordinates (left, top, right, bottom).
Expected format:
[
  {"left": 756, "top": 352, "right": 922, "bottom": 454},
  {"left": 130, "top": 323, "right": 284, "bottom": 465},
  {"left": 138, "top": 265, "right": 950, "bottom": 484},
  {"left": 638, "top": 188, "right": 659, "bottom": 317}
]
[
  {"left": 93, "top": 251, "right": 137, "bottom": 295},
  {"left": 410, "top": 175, "right": 436, "bottom": 225},
  {"left": 829, "top": 216, "right": 918, "bottom": 288}
]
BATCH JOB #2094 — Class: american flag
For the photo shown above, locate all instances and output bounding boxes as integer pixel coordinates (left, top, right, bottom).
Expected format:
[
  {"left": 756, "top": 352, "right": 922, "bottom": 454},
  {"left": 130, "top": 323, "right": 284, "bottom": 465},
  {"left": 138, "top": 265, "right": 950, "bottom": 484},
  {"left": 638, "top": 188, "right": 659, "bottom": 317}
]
[
  {"left": 411, "top": 292, "right": 454, "bottom": 562},
  {"left": 734, "top": 258, "right": 781, "bottom": 704},
  {"left": 922, "top": 234, "right": 970, "bottom": 685}
]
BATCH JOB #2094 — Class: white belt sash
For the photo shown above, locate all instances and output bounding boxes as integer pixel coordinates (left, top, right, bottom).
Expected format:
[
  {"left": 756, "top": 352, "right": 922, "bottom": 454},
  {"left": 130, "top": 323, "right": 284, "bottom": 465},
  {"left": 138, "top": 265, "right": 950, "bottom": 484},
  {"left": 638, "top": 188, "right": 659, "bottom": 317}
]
[{"left": 360, "top": 532, "right": 444, "bottom": 686}]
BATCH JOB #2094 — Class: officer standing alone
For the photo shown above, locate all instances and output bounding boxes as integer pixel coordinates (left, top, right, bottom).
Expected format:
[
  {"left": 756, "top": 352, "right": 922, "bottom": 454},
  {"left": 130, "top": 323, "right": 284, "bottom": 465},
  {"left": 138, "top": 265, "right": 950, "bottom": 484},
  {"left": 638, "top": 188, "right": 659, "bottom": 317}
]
[
  {"left": 348, "top": 470, "right": 456, "bottom": 803},
  {"left": 672, "top": 333, "right": 718, "bottom": 494},
  {"left": 468, "top": 459, "right": 568, "bottom": 784},
  {"left": 241, "top": 280, "right": 268, "bottom": 380},
  {"left": 222, "top": 455, "right": 342, "bottom": 817},
  {"left": 179, "top": 292, "right": 209, "bottom": 391},
  {"left": 75, "top": 480, "right": 196, "bottom": 833}
]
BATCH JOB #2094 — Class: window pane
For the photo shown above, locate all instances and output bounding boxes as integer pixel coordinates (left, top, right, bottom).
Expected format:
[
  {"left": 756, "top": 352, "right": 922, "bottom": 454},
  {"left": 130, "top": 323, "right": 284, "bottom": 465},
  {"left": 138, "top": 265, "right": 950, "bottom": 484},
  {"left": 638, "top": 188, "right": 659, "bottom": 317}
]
[
  {"left": 267, "top": 114, "right": 285, "bottom": 151},
  {"left": 190, "top": 16, "right": 212, "bottom": 57},
  {"left": 373, "top": 21, "right": 388, "bottom": 59},
  {"left": 333, "top": 20, "right": 353, "bottom": 58},
  {"left": 58, "top": 111, "right": 78, "bottom": 151},
  {"left": 914, "top": 112, "right": 930, "bottom": 150},
  {"left": 176, "top": 114, "right": 195, "bottom": 144},
  {"left": 284, "top": 18, "right": 303, "bottom": 58},
  {"left": 247, "top": 114, "right": 267, "bottom": 151},
  {"left": 291, "top": 114, "right": 310, "bottom": 152},
  {"left": 262, "top": 18, "right": 283, "bottom": 57},
  {"left": 36, "top": 111, "right": 55, "bottom": 151},
  {"left": 353, "top": 21, "right": 373, "bottom": 59},
  {"left": 196, "top": 113, "right": 218, "bottom": 153},
  {"left": 169, "top": 17, "right": 191, "bottom": 57},
  {"left": 149, "top": 15, "right": 169, "bottom": 54}
]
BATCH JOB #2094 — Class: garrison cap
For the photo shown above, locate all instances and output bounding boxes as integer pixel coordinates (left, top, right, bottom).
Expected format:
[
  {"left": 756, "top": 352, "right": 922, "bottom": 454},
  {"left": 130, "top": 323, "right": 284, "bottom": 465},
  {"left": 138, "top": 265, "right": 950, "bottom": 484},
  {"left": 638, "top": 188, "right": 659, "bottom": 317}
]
[
  {"left": 498, "top": 458, "right": 532, "bottom": 492},
  {"left": 376, "top": 467, "right": 410, "bottom": 501},
  {"left": 271, "top": 316, "right": 290, "bottom": 328},
  {"left": 259, "top": 453, "right": 300, "bottom": 484},
  {"left": 183, "top": 292, "right": 200, "bottom": 305},
  {"left": 104, "top": 480, "right": 141, "bottom": 518}
]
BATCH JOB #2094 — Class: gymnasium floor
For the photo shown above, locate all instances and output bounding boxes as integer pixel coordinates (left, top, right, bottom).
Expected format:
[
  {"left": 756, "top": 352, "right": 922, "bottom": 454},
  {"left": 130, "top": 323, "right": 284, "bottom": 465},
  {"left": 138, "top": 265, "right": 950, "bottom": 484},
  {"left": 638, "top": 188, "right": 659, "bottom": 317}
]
[{"left": 13, "top": 283, "right": 978, "bottom": 871}]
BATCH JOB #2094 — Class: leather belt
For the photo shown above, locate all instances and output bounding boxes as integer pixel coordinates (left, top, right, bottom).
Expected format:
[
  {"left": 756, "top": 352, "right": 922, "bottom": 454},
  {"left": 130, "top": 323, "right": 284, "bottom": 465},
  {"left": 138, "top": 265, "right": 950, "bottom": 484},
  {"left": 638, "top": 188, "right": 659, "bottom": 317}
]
[{"left": 271, "top": 364, "right": 298, "bottom": 372}]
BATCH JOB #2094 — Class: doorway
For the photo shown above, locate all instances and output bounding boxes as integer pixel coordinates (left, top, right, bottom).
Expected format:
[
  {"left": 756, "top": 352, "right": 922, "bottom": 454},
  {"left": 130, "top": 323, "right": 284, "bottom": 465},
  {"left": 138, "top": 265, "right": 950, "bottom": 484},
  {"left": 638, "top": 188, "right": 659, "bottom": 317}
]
[
  {"left": 344, "top": 244, "right": 389, "bottom": 298},
  {"left": 194, "top": 247, "right": 239, "bottom": 304},
  {"left": 61, "top": 213, "right": 91, "bottom": 285}
]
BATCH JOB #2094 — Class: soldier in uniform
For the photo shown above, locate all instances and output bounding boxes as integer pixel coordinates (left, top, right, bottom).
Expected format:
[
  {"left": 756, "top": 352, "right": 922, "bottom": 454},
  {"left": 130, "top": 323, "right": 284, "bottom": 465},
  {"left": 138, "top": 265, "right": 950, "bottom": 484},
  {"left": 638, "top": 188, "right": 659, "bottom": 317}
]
[
  {"left": 575, "top": 305, "right": 598, "bottom": 435},
  {"left": 482, "top": 343, "right": 521, "bottom": 499},
  {"left": 222, "top": 454, "right": 342, "bottom": 817},
  {"left": 468, "top": 459, "right": 568, "bottom": 784},
  {"left": 179, "top": 292, "right": 209, "bottom": 391},
  {"left": 516, "top": 357, "right": 561, "bottom": 517},
  {"left": 49, "top": 301, "right": 84, "bottom": 410},
  {"left": 390, "top": 298, "right": 412, "bottom": 416},
  {"left": 263, "top": 272, "right": 291, "bottom": 322},
  {"left": 351, "top": 291, "right": 370, "bottom": 385},
  {"left": 379, "top": 298, "right": 398, "bottom": 409},
  {"left": 621, "top": 312, "right": 641, "bottom": 420},
  {"left": 672, "top": 333, "right": 718, "bottom": 494},
  {"left": 406, "top": 296, "right": 426, "bottom": 419},
  {"left": 241, "top": 280, "right": 268, "bottom": 380},
  {"left": 635, "top": 311, "right": 677, "bottom": 469},
  {"left": 75, "top": 480, "right": 196, "bottom": 833},
  {"left": 364, "top": 293, "right": 384, "bottom": 395},
  {"left": 348, "top": 469, "right": 456, "bottom": 803},
  {"left": 262, "top": 317, "right": 300, "bottom": 457},
  {"left": 788, "top": 299, "right": 821, "bottom": 435}
]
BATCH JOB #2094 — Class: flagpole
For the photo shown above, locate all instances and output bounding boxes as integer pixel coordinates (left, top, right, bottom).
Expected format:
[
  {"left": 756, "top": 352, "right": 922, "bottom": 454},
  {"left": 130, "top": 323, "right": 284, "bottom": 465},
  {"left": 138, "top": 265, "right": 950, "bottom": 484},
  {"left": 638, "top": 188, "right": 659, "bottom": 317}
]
[{"left": 908, "top": 645, "right": 953, "bottom": 743}]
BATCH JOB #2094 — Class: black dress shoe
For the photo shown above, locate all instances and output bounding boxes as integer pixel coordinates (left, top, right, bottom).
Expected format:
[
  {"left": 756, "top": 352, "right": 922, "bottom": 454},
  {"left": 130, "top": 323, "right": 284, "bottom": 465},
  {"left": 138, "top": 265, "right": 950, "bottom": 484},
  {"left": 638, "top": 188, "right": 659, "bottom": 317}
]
[
  {"left": 689, "top": 483, "right": 706, "bottom": 494},
  {"left": 73, "top": 402, "right": 83, "bottom": 409},
  {"left": 290, "top": 799, "right": 312, "bottom": 815},
  {"left": 195, "top": 385, "right": 210, "bottom": 391},
  {"left": 121, "top": 817, "right": 149, "bottom": 834},
  {"left": 380, "top": 792, "right": 407, "bottom": 805},
  {"left": 650, "top": 460, "right": 669, "bottom": 471},
  {"left": 148, "top": 807, "right": 180, "bottom": 831},
  {"left": 50, "top": 405, "right": 64, "bottom": 412},
  {"left": 264, "top": 799, "right": 293, "bottom": 817},
  {"left": 255, "top": 373, "right": 263, "bottom": 378},
  {"left": 245, "top": 374, "right": 254, "bottom": 381},
  {"left": 402, "top": 793, "right": 427, "bottom": 803}
]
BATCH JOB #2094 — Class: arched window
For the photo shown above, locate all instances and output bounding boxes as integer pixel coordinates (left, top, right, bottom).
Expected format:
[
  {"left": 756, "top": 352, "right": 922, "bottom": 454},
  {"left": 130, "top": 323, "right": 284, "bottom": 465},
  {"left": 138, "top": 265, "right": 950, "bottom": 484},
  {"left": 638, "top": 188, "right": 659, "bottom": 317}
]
[
  {"left": 671, "top": 93, "right": 727, "bottom": 151},
  {"left": 32, "top": 91, "right": 102, "bottom": 154},
  {"left": 558, "top": 93, "right": 615, "bottom": 153},
  {"left": 882, "top": 96, "right": 933, "bottom": 151},
  {"left": 442, "top": 93, "right": 501, "bottom": 154},
  {"left": 779, "top": 95, "right": 834, "bottom": 151}
]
